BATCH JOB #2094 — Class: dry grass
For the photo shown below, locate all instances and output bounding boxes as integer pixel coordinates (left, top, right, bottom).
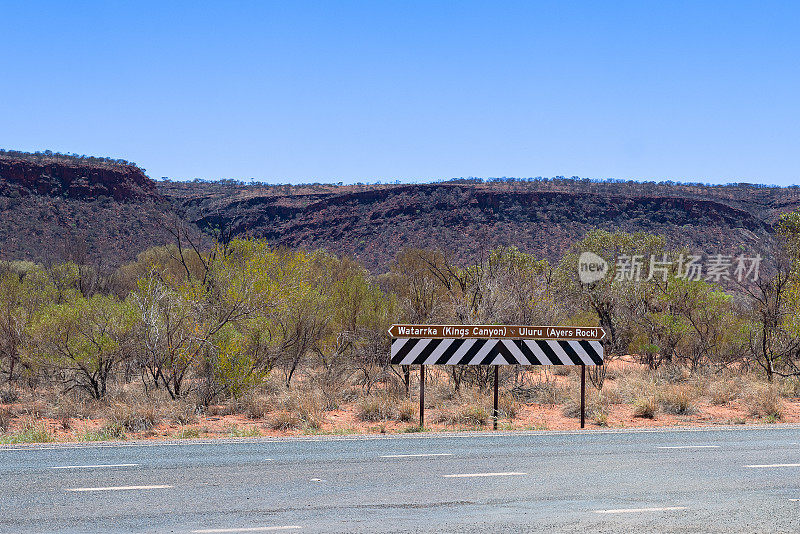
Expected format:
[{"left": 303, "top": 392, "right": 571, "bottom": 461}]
[
  {"left": 561, "top": 389, "right": 609, "bottom": 421},
  {"left": 706, "top": 378, "right": 740, "bottom": 406},
  {"left": 659, "top": 384, "right": 698, "bottom": 415},
  {"left": 434, "top": 403, "right": 490, "bottom": 427},
  {"left": 0, "top": 418, "right": 54, "bottom": 444},
  {"left": 0, "top": 406, "right": 11, "bottom": 432},
  {"left": 744, "top": 384, "right": 783, "bottom": 420},
  {"left": 357, "top": 394, "right": 400, "bottom": 422},
  {"left": 632, "top": 396, "right": 658, "bottom": 418}
]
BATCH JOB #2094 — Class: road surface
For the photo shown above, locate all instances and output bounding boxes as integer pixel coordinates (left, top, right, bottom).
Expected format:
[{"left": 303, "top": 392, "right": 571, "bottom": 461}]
[{"left": 1, "top": 426, "right": 799, "bottom": 533}]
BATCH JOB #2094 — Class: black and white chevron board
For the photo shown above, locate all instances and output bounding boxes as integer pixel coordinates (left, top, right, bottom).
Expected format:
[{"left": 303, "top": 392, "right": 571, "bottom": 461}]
[{"left": 390, "top": 337, "right": 603, "bottom": 366}]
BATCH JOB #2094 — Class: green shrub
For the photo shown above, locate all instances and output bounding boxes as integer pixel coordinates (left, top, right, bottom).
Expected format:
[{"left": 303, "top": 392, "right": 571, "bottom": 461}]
[
  {"left": 175, "top": 426, "right": 202, "bottom": 439},
  {"left": 225, "top": 424, "right": 261, "bottom": 438},
  {"left": 79, "top": 421, "right": 125, "bottom": 442},
  {"left": 0, "top": 420, "right": 54, "bottom": 444}
]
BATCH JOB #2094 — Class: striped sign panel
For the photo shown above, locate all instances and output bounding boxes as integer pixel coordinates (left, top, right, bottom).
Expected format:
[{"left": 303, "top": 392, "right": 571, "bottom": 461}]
[{"left": 391, "top": 338, "right": 603, "bottom": 366}]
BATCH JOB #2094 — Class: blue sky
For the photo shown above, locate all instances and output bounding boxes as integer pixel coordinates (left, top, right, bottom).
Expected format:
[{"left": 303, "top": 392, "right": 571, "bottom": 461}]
[{"left": 1, "top": 1, "right": 798, "bottom": 184}]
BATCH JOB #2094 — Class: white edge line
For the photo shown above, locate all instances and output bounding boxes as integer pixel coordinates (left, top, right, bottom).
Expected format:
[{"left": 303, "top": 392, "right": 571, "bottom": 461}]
[
  {"left": 595, "top": 506, "right": 687, "bottom": 514},
  {"left": 657, "top": 445, "right": 720, "bottom": 449},
  {"left": 65, "top": 485, "right": 173, "bottom": 492},
  {"left": 50, "top": 463, "right": 138, "bottom": 469},
  {"left": 380, "top": 453, "right": 453, "bottom": 458},
  {"left": 191, "top": 527, "right": 302, "bottom": 533},
  {"left": 744, "top": 463, "right": 800, "bottom": 468},
  {"left": 443, "top": 472, "right": 527, "bottom": 478}
]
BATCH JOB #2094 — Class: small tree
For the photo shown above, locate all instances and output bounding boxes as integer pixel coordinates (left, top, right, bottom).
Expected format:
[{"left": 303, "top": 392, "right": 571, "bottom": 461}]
[{"left": 25, "top": 294, "right": 134, "bottom": 399}]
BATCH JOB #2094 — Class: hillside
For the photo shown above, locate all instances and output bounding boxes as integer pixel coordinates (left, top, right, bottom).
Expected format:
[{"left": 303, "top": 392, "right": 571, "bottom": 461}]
[
  {"left": 3, "top": 150, "right": 800, "bottom": 269},
  {"left": 0, "top": 151, "right": 201, "bottom": 267},
  {"left": 160, "top": 178, "right": 800, "bottom": 270}
]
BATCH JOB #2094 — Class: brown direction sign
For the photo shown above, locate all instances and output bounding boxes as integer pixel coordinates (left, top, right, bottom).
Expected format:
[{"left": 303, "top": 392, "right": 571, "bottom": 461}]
[{"left": 388, "top": 324, "right": 606, "bottom": 341}]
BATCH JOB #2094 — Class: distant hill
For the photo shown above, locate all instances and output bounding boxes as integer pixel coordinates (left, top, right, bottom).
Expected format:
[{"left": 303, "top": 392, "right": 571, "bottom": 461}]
[
  {"left": 2, "top": 149, "right": 799, "bottom": 270},
  {"left": 161, "top": 178, "right": 800, "bottom": 270},
  {"left": 0, "top": 150, "right": 201, "bottom": 267}
]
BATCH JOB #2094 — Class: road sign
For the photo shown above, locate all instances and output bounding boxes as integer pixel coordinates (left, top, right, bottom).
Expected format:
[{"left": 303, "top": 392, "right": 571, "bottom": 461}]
[
  {"left": 388, "top": 324, "right": 604, "bottom": 366},
  {"left": 388, "top": 324, "right": 606, "bottom": 429},
  {"left": 390, "top": 337, "right": 603, "bottom": 366},
  {"left": 388, "top": 324, "right": 605, "bottom": 341}
]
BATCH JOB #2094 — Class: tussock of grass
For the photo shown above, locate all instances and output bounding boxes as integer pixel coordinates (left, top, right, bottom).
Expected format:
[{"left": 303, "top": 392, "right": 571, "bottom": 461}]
[
  {"left": 267, "top": 411, "right": 302, "bottom": 431},
  {"left": 357, "top": 395, "right": 399, "bottom": 422},
  {"left": 744, "top": 385, "right": 783, "bottom": 420},
  {"left": 0, "top": 420, "right": 54, "bottom": 444},
  {"left": 175, "top": 426, "right": 203, "bottom": 439},
  {"left": 632, "top": 396, "right": 658, "bottom": 419},
  {"left": 225, "top": 425, "right": 261, "bottom": 438},
  {"left": 79, "top": 421, "right": 125, "bottom": 442},
  {"left": 659, "top": 384, "right": 698, "bottom": 415}
]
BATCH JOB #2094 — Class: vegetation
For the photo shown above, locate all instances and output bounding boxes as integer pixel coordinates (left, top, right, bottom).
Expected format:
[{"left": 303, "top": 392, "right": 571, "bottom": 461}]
[{"left": 2, "top": 210, "right": 800, "bottom": 442}]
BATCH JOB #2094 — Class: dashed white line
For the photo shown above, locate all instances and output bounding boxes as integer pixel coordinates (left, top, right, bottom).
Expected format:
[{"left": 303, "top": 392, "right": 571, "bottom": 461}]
[
  {"left": 381, "top": 453, "right": 453, "bottom": 458},
  {"left": 65, "top": 485, "right": 173, "bottom": 492},
  {"left": 657, "top": 445, "right": 720, "bottom": 450},
  {"left": 595, "top": 506, "right": 687, "bottom": 514},
  {"left": 443, "top": 472, "right": 527, "bottom": 478},
  {"left": 744, "top": 463, "right": 800, "bottom": 468},
  {"left": 50, "top": 463, "right": 138, "bottom": 469},
  {"left": 191, "top": 527, "right": 301, "bottom": 533}
]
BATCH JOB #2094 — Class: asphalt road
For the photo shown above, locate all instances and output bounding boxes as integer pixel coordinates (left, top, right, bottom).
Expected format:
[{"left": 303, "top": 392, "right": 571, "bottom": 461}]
[{"left": 1, "top": 426, "right": 799, "bottom": 533}]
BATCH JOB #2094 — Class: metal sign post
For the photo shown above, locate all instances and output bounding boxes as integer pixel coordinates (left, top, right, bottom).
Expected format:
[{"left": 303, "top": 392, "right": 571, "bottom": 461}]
[
  {"left": 581, "top": 364, "right": 586, "bottom": 429},
  {"left": 493, "top": 366, "right": 499, "bottom": 430},
  {"left": 389, "top": 324, "right": 605, "bottom": 430},
  {"left": 419, "top": 364, "right": 425, "bottom": 428}
]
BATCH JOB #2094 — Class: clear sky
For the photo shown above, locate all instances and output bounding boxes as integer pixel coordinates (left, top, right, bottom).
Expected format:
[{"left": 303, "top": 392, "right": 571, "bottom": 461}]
[{"left": 1, "top": 1, "right": 798, "bottom": 185}]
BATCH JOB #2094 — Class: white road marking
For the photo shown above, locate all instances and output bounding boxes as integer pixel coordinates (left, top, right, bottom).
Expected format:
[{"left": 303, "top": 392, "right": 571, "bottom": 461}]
[
  {"left": 50, "top": 463, "right": 138, "bottom": 469},
  {"left": 192, "top": 527, "right": 301, "bottom": 533},
  {"left": 443, "top": 472, "right": 526, "bottom": 478},
  {"left": 65, "top": 485, "right": 173, "bottom": 492},
  {"left": 380, "top": 453, "right": 452, "bottom": 458},
  {"left": 595, "top": 506, "right": 687, "bottom": 514},
  {"left": 657, "top": 445, "right": 720, "bottom": 450},
  {"left": 744, "top": 463, "right": 800, "bottom": 468}
]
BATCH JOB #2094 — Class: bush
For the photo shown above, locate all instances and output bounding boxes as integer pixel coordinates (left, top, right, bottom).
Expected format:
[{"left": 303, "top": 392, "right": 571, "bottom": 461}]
[
  {"left": 499, "top": 395, "right": 517, "bottom": 420},
  {"left": 434, "top": 404, "right": 490, "bottom": 427},
  {"left": 707, "top": 379, "right": 739, "bottom": 406},
  {"left": 241, "top": 394, "right": 270, "bottom": 420},
  {"left": 633, "top": 397, "right": 657, "bottom": 419},
  {"left": 551, "top": 366, "right": 572, "bottom": 377},
  {"left": 0, "top": 420, "right": 54, "bottom": 444},
  {"left": 659, "top": 385, "right": 697, "bottom": 415},
  {"left": 357, "top": 396, "right": 399, "bottom": 422},
  {"left": 0, "top": 407, "right": 11, "bottom": 432},
  {"left": 561, "top": 391, "right": 608, "bottom": 420},
  {"left": 511, "top": 382, "right": 568, "bottom": 405},
  {"left": 110, "top": 403, "right": 159, "bottom": 433},
  {"left": 226, "top": 425, "right": 261, "bottom": 438},
  {"left": 745, "top": 385, "right": 782, "bottom": 420},
  {"left": 0, "top": 390, "right": 19, "bottom": 404},
  {"left": 397, "top": 399, "right": 417, "bottom": 422},
  {"left": 268, "top": 411, "right": 301, "bottom": 431},
  {"left": 175, "top": 426, "right": 203, "bottom": 439},
  {"left": 79, "top": 421, "right": 125, "bottom": 442},
  {"left": 778, "top": 377, "right": 800, "bottom": 398}
]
